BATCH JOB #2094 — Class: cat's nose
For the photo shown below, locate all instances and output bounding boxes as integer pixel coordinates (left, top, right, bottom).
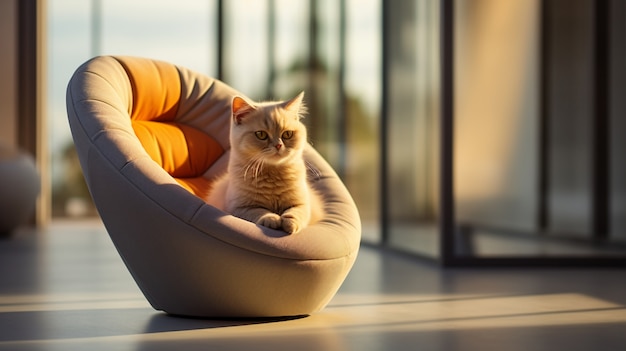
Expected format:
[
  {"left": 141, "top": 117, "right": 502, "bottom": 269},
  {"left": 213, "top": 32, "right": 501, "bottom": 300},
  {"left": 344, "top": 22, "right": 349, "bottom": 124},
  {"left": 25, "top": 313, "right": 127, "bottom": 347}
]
[{"left": 275, "top": 143, "right": 282, "bottom": 150}]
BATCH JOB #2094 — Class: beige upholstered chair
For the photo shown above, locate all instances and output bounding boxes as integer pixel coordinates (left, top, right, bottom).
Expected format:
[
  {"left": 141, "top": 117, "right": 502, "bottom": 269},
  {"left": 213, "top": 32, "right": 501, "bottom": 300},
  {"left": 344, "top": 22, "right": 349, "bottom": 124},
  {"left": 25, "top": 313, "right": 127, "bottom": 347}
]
[{"left": 66, "top": 56, "right": 360, "bottom": 318}]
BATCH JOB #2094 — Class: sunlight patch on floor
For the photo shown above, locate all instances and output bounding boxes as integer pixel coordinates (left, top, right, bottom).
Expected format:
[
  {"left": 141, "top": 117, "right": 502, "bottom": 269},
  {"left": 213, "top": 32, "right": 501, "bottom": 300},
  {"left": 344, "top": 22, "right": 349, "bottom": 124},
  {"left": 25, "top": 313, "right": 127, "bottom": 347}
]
[
  {"left": 1, "top": 292, "right": 624, "bottom": 351},
  {"left": 322, "top": 292, "right": 626, "bottom": 332},
  {"left": 0, "top": 292, "right": 148, "bottom": 313}
]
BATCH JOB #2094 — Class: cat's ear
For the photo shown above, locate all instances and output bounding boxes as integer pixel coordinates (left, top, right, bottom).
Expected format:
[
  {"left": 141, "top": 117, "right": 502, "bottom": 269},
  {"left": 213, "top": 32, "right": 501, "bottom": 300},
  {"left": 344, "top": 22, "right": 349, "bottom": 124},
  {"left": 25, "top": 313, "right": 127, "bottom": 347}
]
[
  {"left": 282, "top": 91, "right": 306, "bottom": 119},
  {"left": 232, "top": 96, "right": 256, "bottom": 125}
]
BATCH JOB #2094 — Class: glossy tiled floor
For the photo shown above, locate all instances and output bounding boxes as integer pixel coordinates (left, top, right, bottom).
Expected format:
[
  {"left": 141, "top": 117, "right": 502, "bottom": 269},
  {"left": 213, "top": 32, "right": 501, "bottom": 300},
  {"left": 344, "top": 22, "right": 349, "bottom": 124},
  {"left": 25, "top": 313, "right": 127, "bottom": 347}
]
[{"left": 1, "top": 220, "right": 625, "bottom": 351}]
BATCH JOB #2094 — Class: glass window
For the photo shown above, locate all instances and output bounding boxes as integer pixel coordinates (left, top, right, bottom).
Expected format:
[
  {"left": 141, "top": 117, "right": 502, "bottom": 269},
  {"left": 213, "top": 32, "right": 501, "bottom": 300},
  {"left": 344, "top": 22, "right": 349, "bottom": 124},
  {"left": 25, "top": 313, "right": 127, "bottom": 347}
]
[
  {"left": 98, "top": 0, "right": 216, "bottom": 74},
  {"left": 271, "top": 0, "right": 309, "bottom": 99},
  {"left": 344, "top": 0, "right": 382, "bottom": 243},
  {"left": 48, "top": 0, "right": 92, "bottom": 217},
  {"left": 223, "top": 0, "right": 269, "bottom": 97},
  {"left": 386, "top": 0, "right": 440, "bottom": 256},
  {"left": 454, "top": 0, "right": 541, "bottom": 247},
  {"left": 311, "top": 0, "right": 342, "bottom": 165},
  {"left": 449, "top": 0, "right": 626, "bottom": 261},
  {"left": 48, "top": 0, "right": 217, "bottom": 217}
]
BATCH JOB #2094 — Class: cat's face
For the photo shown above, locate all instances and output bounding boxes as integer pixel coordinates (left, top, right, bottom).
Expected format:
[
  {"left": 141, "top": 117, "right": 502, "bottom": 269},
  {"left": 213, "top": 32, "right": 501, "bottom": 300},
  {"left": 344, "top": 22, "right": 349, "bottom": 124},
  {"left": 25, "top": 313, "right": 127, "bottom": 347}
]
[{"left": 230, "top": 93, "right": 307, "bottom": 166}]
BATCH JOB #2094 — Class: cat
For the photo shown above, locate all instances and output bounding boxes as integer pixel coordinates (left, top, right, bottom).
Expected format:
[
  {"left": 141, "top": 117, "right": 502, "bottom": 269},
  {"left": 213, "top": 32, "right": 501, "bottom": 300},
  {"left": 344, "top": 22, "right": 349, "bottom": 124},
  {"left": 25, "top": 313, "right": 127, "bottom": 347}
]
[{"left": 205, "top": 92, "right": 323, "bottom": 234}]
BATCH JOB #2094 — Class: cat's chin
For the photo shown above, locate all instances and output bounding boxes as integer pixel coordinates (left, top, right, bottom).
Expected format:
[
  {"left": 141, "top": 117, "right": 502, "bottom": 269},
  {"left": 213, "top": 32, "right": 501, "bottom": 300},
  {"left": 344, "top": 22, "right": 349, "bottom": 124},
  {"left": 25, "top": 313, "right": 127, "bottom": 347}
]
[
  {"left": 264, "top": 153, "right": 293, "bottom": 165},
  {"left": 265, "top": 157, "right": 288, "bottom": 165}
]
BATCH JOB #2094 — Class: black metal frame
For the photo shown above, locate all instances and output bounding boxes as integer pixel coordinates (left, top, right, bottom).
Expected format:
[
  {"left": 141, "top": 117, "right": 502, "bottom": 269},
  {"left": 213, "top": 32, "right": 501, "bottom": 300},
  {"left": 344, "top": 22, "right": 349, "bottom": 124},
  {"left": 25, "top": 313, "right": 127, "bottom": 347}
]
[
  {"left": 439, "top": 0, "right": 456, "bottom": 265},
  {"left": 380, "top": 0, "right": 391, "bottom": 245},
  {"left": 592, "top": 0, "right": 610, "bottom": 241}
]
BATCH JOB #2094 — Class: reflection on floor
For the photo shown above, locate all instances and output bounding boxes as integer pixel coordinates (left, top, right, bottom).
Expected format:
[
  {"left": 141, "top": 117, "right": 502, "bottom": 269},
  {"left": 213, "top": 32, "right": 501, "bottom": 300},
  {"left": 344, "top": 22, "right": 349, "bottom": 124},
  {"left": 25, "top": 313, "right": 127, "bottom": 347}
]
[
  {"left": 0, "top": 220, "right": 625, "bottom": 350},
  {"left": 385, "top": 222, "right": 626, "bottom": 259}
]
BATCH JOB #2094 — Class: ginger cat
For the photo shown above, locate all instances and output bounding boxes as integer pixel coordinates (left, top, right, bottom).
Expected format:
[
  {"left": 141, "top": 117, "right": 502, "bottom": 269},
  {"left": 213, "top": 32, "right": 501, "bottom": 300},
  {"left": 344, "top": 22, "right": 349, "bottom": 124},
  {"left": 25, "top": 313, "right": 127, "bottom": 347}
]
[{"left": 206, "top": 92, "right": 323, "bottom": 234}]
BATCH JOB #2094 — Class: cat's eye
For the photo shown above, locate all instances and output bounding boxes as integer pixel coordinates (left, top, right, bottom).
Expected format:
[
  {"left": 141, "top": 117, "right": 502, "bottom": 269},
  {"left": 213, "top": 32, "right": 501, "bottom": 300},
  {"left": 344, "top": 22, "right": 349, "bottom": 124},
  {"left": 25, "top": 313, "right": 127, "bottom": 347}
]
[
  {"left": 282, "top": 131, "right": 294, "bottom": 139},
  {"left": 255, "top": 131, "right": 268, "bottom": 140}
]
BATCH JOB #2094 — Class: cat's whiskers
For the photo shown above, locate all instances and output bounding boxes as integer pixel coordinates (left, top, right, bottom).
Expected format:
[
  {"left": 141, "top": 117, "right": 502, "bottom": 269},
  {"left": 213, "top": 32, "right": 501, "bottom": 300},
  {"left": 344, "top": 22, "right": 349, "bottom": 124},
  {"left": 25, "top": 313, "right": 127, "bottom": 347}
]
[
  {"left": 252, "top": 157, "right": 265, "bottom": 181},
  {"left": 243, "top": 161, "right": 257, "bottom": 181},
  {"left": 243, "top": 154, "right": 266, "bottom": 183},
  {"left": 305, "top": 161, "right": 322, "bottom": 180}
]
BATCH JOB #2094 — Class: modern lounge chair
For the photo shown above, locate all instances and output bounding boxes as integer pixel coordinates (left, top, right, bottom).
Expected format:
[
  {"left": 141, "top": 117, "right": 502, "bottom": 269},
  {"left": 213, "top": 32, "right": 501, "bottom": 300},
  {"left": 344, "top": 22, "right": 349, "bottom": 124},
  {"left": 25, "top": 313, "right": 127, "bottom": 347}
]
[{"left": 66, "top": 56, "right": 361, "bottom": 318}]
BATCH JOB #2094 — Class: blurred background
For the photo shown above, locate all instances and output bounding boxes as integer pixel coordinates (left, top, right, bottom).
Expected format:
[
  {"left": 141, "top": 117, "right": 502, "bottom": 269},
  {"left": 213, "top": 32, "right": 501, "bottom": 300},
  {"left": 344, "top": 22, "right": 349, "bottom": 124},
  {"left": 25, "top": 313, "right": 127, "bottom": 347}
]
[{"left": 2, "top": 0, "right": 625, "bottom": 265}]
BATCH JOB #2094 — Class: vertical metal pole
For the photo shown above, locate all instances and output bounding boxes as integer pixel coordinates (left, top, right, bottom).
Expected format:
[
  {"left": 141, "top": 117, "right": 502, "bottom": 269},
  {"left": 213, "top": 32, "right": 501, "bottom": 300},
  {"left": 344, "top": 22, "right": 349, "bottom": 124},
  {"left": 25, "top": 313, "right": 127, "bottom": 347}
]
[
  {"left": 592, "top": 0, "right": 610, "bottom": 241},
  {"left": 380, "top": 0, "right": 390, "bottom": 245},
  {"left": 216, "top": 0, "right": 224, "bottom": 81},
  {"left": 337, "top": 0, "right": 347, "bottom": 179},
  {"left": 267, "top": 0, "right": 275, "bottom": 99},
  {"left": 538, "top": 0, "right": 550, "bottom": 232},
  {"left": 307, "top": 0, "right": 320, "bottom": 138},
  {"left": 440, "top": 0, "right": 456, "bottom": 265}
]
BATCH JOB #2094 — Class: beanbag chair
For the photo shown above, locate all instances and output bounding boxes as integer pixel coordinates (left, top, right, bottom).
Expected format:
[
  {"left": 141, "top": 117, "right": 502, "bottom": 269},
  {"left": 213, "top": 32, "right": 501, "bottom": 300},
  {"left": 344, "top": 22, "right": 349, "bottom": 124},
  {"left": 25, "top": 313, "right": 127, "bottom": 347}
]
[{"left": 66, "top": 56, "right": 361, "bottom": 317}]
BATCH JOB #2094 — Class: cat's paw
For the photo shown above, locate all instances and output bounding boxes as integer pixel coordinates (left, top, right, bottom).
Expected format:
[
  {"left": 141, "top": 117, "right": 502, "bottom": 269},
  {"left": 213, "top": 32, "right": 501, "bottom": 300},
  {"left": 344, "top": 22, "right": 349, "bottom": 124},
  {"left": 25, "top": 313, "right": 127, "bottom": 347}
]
[
  {"left": 281, "top": 213, "right": 302, "bottom": 234},
  {"left": 257, "top": 213, "right": 282, "bottom": 229}
]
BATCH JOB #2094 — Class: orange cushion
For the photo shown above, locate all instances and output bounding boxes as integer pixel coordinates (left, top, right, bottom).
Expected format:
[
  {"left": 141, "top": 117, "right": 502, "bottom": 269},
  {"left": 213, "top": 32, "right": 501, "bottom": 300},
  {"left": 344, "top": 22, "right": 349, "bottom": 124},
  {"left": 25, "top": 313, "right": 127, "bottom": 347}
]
[
  {"left": 116, "top": 56, "right": 223, "bottom": 199},
  {"left": 116, "top": 56, "right": 181, "bottom": 122},
  {"left": 174, "top": 177, "right": 214, "bottom": 200},
  {"left": 132, "top": 121, "right": 223, "bottom": 198},
  {"left": 132, "top": 121, "right": 221, "bottom": 177}
]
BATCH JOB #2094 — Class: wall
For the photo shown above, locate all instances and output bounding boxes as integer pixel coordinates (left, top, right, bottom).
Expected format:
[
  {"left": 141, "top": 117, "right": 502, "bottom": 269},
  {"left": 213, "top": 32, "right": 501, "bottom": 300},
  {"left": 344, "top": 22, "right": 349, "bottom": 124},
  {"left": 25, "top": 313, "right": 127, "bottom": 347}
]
[
  {"left": 0, "top": 0, "right": 18, "bottom": 147},
  {"left": 0, "top": 0, "right": 48, "bottom": 226}
]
